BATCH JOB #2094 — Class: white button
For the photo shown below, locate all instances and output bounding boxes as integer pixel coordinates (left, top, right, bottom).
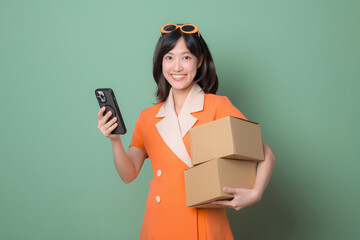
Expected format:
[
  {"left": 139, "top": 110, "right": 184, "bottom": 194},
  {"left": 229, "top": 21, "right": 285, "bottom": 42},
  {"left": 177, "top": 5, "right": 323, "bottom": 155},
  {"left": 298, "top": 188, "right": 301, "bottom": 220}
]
[
  {"left": 157, "top": 170, "right": 162, "bottom": 177},
  {"left": 156, "top": 196, "right": 160, "bottom": 203}
]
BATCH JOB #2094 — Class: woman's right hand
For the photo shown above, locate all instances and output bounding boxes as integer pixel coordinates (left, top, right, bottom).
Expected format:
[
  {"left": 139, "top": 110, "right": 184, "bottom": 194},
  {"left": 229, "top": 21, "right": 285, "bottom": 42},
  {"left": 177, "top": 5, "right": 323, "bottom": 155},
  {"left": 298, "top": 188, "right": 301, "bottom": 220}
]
[{"left": 97, "top": 106, "right": 120, "bottom": 142}]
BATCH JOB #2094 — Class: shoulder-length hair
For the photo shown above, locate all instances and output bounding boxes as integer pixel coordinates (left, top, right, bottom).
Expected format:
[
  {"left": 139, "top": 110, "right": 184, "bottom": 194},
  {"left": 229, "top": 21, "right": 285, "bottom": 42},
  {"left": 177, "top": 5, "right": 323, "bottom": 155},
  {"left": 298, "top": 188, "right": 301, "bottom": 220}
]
[{"left": 153, "top": 25, "right": 218, "bottom": 103}]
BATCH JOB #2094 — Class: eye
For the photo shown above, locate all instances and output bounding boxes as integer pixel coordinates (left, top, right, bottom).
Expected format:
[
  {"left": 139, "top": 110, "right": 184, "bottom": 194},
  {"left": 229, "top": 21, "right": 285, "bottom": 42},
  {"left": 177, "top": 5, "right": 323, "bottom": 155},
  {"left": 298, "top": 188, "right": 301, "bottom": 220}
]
[
  {"left": 165, "top": 55, "right": 172, "bottom": 60},
  {"left": 183, "top": 56, "right": 191, "bottom": 60}
]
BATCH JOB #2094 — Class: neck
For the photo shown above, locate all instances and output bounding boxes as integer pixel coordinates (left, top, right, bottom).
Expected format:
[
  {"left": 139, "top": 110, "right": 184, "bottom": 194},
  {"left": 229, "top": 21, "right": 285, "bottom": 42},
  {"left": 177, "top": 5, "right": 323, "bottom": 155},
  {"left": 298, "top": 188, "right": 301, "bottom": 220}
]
[{"left": 172, "top": 82, "right": 195, "bottom": 114}]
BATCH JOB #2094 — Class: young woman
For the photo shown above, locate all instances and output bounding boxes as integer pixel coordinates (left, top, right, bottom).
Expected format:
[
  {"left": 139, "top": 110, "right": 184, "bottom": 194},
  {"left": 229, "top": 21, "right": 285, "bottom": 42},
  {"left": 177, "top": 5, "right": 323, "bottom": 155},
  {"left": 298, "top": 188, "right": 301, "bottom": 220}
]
[{"left": 97, "top": 24, "right": 275, "bottom": 240}]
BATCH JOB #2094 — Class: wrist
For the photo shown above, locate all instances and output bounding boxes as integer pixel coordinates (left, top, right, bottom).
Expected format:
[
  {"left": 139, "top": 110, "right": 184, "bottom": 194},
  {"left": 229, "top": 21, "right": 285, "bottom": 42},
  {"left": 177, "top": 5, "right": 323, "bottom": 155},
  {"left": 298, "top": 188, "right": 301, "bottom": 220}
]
[{"left": 110, "top": 135, "right": 121, "bottom": 144}]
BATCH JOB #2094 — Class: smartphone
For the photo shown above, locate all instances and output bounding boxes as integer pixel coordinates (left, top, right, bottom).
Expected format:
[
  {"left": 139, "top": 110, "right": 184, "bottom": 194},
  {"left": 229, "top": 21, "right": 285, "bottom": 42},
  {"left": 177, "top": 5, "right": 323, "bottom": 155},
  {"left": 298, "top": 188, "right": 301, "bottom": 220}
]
[{"left": 95, "top": 88, "right": 127, "bottom": 135}]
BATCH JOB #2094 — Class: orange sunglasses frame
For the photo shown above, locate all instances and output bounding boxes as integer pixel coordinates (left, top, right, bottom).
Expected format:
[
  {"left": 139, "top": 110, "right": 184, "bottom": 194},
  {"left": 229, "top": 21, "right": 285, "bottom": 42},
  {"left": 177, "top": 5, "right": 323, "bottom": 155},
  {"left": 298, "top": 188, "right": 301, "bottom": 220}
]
[{"left": 160, "top": 24, "right": 200, "bottom": 37}]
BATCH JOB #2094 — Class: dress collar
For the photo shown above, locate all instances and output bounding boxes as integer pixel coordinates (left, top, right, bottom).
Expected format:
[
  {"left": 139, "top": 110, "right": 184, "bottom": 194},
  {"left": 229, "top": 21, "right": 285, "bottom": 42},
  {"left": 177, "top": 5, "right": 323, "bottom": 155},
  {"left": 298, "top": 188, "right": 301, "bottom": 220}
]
[{"left": 155, "top": 83, "right": 205, "bottom": 167}]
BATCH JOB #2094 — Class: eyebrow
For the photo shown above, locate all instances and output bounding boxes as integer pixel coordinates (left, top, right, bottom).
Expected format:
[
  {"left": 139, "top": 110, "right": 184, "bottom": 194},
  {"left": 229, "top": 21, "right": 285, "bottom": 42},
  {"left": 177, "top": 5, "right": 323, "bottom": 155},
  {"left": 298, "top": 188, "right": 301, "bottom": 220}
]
[{"left": 167, "top": 51, "right": 191, "bottom": 55}]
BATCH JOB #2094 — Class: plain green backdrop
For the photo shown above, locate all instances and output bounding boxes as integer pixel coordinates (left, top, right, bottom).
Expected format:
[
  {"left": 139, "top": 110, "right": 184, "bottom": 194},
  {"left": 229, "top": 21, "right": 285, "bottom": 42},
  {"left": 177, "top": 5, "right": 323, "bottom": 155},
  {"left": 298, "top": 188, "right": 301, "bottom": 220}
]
[{"left": 1, "top": 0, "right": 359, "bottom": 239}]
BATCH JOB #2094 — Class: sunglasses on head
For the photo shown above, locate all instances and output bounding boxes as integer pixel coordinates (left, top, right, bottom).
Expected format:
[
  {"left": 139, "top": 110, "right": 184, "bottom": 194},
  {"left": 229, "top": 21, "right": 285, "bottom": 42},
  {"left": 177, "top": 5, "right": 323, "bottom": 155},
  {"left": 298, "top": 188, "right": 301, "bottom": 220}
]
[{"left": 160, "top": 24, "right": 200, "bottom": 38}]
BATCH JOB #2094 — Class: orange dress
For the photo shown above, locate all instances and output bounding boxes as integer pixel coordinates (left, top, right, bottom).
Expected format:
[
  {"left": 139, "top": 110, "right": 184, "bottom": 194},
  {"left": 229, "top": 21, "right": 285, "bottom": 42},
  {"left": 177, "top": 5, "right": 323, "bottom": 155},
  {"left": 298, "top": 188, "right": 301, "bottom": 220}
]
[{"left": 129, "top": 83, "right": 246, "bottom": 240}]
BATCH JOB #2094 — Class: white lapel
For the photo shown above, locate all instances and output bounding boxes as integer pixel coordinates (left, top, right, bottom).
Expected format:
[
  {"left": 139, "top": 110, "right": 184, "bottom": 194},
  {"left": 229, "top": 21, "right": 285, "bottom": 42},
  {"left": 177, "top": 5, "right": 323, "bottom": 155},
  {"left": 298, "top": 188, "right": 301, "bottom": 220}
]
[{"left": 155, "top": 83, "right": 205, "bottom": 167}]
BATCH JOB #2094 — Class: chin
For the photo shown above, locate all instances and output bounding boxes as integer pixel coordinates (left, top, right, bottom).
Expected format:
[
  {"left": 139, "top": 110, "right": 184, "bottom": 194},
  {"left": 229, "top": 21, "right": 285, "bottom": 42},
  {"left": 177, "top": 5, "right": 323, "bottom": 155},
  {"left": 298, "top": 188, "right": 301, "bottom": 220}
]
[{"left": 171, "top": 81, "right": 193, "bottom": 91}]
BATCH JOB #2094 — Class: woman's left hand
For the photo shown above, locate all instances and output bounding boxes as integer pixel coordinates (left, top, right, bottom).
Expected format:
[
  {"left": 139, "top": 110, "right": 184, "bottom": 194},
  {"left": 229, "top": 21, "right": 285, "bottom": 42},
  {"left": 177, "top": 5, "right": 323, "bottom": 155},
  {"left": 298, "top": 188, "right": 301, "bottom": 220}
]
[{"left": 211, "top": 187, "right": 261, "bottom": 211}]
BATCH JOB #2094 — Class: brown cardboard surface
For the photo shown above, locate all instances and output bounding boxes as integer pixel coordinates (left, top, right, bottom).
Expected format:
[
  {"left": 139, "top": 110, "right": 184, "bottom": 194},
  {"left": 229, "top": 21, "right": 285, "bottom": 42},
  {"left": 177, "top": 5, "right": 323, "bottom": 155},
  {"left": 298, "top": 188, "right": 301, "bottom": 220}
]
[
  {"left": 190, "top": 116, "right": 264, "bottom": 165},
  {"left": 230, "top": 117, "right": 264, "bottom": 161},
  {"left": 184, "top": 158, "right": 256, "bottom": 208}
]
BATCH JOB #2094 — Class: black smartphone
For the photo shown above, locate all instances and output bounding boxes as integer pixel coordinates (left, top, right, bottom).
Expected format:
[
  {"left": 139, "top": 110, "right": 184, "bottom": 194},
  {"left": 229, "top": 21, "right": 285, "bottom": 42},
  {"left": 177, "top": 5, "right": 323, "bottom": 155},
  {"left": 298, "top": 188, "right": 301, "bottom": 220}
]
[{"left": 95, "top": 88, "right": 127, "bottom": 135}]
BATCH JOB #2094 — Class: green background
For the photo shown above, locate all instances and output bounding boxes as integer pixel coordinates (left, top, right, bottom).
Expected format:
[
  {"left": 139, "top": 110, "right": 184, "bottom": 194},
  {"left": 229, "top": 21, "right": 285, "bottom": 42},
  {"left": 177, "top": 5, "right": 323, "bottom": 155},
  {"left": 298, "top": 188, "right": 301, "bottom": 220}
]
[{"left": 1, "top": 0, "right": 359, "bottom": 239}]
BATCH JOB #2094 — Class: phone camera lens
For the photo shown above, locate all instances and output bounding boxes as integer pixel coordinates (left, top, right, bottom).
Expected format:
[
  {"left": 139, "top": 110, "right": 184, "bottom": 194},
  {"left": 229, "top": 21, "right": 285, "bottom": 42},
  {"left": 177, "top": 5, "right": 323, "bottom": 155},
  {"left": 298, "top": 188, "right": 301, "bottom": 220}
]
[{"left": 96, "top": 91, "right": 107, "bottom": 103}]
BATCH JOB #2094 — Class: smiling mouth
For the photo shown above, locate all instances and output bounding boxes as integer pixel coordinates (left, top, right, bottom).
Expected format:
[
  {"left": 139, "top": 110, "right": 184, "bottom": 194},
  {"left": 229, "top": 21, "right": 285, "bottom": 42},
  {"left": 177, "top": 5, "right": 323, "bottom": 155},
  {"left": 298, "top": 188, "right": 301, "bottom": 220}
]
[{"left": 171, "top": 74, "right": 186, "bottom": 81}]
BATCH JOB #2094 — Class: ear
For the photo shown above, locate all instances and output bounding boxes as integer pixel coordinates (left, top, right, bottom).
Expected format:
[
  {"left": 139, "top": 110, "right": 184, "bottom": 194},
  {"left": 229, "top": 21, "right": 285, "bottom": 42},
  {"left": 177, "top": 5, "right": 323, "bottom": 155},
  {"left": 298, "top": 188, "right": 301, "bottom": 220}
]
[{"left": 197, "top": 55, "right": 204, "bottom": 68}]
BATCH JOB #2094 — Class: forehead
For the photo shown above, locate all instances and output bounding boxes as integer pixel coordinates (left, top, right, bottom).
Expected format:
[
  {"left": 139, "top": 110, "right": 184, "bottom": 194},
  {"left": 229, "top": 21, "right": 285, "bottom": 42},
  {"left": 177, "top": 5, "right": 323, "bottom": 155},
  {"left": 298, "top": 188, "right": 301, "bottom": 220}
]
[{"left": 167, "top": 37, "right": 191, "bottom": 54}]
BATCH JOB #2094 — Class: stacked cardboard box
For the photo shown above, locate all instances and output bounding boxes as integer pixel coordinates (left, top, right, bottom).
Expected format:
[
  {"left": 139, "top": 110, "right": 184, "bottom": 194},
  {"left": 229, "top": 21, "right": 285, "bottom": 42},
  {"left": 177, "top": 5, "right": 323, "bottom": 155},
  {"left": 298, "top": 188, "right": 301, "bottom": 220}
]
[{"left": 185, "top": 116, "right": 264, "bottom": 208}]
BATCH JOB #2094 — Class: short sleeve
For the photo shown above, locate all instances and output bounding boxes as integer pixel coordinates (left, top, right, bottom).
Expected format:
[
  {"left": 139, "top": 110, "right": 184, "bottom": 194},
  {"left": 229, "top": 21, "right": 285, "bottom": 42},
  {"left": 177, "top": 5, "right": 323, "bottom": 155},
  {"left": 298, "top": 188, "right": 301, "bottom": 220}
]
[
  {"left": 215, "top": 96, "right": 247, "bottom": 120},
  {"left": 129, "top": 111, "right": 146, "bottom": 152}
]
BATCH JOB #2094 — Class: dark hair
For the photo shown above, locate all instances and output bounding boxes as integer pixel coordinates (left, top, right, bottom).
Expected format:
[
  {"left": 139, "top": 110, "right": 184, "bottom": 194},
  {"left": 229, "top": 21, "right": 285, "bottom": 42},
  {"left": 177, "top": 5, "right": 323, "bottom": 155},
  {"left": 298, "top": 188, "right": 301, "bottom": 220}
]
[{"left": 153, "top": 25, "right": 218, "bottom": 103}]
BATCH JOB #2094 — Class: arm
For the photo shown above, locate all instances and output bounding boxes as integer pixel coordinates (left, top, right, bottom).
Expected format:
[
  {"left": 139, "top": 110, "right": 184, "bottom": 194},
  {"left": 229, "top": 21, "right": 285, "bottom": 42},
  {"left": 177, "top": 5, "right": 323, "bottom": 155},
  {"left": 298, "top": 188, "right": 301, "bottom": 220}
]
[
  {"left": 252, "top": 140, "right": 276, "bottom": 198},
  {"left": 212, "top": 140, "right": 276, "bottom": 210},
  {"left": 110, "top": 138, "right": 147, "bottom": 183},
  {"left": 97, "top": 107, "right": 147, "bottom": 184}
]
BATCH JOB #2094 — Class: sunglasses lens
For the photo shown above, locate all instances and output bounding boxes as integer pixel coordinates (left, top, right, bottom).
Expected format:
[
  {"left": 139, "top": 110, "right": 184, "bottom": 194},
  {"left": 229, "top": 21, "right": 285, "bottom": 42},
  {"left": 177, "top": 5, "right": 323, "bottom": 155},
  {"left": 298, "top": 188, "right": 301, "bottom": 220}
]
[
  {"left": 182, "top": 25, "right": 195, "bottom": 32},
  {"left": 164, "top": 25, "right": 177, "bottom": 31}
]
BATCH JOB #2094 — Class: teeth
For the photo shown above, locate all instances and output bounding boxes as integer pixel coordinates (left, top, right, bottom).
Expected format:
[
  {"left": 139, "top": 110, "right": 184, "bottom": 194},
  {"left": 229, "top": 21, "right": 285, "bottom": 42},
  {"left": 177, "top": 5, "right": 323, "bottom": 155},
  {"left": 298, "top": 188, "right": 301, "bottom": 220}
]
[{"left": 172, "top": 75, "right": 185, "bottom": 78}]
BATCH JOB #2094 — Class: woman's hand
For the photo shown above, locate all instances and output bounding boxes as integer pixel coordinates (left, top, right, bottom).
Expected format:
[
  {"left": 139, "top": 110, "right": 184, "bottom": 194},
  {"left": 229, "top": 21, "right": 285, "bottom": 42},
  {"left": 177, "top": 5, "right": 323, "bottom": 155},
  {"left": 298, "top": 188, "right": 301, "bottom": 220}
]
[
  {"left": 213, "top": 141, "right": 275, "bottom": 211},
  {"left": 211, "top": 187, "right": 261, "bottom": 211},
  {"left": 97, "top": 106, "right": 120, "bottom": 142}
]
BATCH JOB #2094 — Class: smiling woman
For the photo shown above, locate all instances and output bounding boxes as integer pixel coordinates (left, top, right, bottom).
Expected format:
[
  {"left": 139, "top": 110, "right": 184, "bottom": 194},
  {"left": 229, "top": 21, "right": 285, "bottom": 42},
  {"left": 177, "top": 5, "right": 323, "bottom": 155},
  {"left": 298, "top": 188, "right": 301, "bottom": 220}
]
[
  {"left": 96, "top": 23, "right": 275, "bottom": 240},
  {"left": 152, "top": 23, "right": 219, "bottom": 103},
  {"left": 161, "top": 37, "right": 203, "bottom": 112},
  {"left": 162, "top": 39, "right": 199, "bottom": 86}
]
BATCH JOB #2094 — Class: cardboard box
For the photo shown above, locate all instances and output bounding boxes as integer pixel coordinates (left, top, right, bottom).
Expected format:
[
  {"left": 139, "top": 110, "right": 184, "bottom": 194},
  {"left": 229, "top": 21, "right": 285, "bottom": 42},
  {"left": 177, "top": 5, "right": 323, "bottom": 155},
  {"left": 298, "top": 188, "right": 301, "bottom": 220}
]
[
  {"left": 184, "top": 158, "right": 256, "bottom": 208},
  {"left": 190, "top": 116, "right": 264, "bottom": 165}
]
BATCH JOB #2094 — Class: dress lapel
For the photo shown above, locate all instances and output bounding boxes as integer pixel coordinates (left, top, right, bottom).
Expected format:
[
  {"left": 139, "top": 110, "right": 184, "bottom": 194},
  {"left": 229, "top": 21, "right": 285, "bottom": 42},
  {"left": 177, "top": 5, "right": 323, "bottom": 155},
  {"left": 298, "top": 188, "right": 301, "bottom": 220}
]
[{"left": 155, "top": 83, "right": 205, "bottom": 167}]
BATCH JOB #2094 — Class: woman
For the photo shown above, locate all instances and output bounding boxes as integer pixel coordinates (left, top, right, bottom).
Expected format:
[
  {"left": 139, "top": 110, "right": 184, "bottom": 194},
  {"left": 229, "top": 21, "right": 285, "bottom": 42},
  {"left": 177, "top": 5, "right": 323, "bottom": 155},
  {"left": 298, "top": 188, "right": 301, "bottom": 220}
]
[{"left": 97, "top": 24, "right": 275, "bottom": 240}]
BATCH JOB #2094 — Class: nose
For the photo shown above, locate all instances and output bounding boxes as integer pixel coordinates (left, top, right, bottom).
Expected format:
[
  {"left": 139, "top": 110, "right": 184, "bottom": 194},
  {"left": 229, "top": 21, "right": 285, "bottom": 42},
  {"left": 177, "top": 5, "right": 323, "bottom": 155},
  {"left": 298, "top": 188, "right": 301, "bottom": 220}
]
[{"left": 173, "top": 58, "right": 183, "bottom": 72}]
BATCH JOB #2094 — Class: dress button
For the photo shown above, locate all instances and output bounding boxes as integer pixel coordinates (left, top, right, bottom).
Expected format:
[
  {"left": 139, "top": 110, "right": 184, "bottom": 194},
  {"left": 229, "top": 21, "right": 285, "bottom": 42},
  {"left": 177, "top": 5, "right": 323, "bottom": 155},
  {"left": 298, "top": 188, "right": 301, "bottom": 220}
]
[
  {"left": 156, "top": 196, "right": 161, "bottom": 203},
  {"left": 157, "top": 170, "right": 162, "bottom": 177}
]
